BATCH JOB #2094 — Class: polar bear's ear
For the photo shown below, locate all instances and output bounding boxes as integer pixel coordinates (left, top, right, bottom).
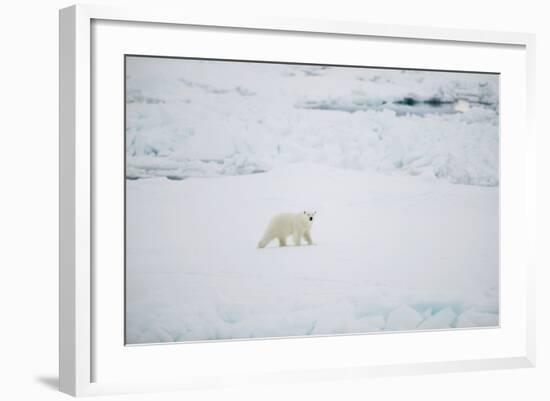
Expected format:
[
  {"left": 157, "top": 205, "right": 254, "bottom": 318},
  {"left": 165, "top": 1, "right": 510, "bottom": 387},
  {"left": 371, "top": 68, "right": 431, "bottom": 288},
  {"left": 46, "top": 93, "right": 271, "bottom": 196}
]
[
  {"left": 303, "top": 211, "right": 306, "bottom": 214},
  {"left": 313, "top": 211, "right": 317, "bottom": 215}
]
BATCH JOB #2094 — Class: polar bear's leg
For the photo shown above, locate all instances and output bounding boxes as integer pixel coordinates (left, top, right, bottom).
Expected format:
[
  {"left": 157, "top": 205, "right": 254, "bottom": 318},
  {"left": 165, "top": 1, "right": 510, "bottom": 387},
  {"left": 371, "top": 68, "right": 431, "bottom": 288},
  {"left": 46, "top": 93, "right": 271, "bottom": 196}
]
[
  {"left": 303, "top": 231, "right": 313, "bottom": 245},
  {"left": 258, "top": 233, "right": 273, "bottom": 248},
  {"left": 293, "top": 232, "right": 301, "bottom": 246},
  {"left": 278, "top": 236, "right": 287, "bottom": 247}
]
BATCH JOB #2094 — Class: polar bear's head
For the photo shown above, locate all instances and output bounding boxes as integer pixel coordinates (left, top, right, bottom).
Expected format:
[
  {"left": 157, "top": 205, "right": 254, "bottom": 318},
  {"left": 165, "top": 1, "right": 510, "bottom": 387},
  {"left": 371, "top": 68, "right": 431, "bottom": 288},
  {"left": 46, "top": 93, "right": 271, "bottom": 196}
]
[{"left": 303, "top": 211, "right": 317, "bottom": 223}]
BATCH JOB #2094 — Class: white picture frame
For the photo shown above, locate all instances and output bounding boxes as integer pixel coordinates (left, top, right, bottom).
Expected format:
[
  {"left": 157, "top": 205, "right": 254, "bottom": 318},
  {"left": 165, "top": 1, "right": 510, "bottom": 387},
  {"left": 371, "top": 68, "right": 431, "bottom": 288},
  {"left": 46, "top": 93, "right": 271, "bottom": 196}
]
[{"left": 59, "top": 3, "right": 536, "bottom": 397}]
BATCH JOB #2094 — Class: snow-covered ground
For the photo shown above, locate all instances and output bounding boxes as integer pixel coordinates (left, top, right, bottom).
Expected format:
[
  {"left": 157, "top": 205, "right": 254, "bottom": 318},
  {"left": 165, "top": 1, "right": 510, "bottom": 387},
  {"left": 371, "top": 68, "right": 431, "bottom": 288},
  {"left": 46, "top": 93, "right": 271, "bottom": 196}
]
[
  {"left": 126, "top": 164, "right": 498, "bottom": 344},
  {"left": 125, "top": 57, "right": 499, "bottom": 344}
]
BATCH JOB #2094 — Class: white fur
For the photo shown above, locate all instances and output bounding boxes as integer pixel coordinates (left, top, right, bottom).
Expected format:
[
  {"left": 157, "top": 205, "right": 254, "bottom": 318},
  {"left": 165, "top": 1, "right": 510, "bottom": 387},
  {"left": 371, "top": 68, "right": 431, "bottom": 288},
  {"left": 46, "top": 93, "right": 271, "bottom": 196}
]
[{"left": 258, "top": 211, "right": 316, "bottom": 248}]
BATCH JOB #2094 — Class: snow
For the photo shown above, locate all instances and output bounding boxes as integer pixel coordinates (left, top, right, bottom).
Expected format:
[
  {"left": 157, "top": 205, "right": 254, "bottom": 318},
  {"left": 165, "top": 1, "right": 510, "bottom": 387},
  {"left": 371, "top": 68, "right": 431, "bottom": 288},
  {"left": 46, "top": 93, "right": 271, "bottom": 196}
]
[
  {"left": 125, "top": 57, "right": 499, "bottom": 186},
  {"left": 124, "top": 56, "right": 499, "bottom": 344},
  {"left": 125, "top": 164, "right": 499, "bottom": 344}
]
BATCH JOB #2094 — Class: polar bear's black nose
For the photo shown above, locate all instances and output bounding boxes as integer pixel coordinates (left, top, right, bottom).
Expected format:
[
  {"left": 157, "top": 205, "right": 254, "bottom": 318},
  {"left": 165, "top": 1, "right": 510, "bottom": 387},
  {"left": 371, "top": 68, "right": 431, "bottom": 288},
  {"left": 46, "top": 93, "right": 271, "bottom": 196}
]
[{"left": 309, "top": 217, "right": 313, "bottom": 221}]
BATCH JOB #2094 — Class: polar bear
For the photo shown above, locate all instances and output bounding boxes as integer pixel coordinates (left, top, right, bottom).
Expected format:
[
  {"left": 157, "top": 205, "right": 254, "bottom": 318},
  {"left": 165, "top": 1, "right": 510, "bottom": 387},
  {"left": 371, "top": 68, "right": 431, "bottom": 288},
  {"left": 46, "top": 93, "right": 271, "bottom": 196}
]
[{"left": 258, "top": 211, "right": 316, "bottom": 248}]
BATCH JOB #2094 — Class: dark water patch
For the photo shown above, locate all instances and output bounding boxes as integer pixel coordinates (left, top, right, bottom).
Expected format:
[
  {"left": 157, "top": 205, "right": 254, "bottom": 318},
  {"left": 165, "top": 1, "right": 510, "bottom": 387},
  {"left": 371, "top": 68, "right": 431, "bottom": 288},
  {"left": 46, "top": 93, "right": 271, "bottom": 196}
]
[
  {"left": 166, "top": 175, "right": 187, "bottom": 181},
  {"left": 296, "top": 95, "right": 475, "bottom": 115},
  {"left": 395, "top": 97, "right": 418, "bottom": 106},
  {"left": 394, "top": 97, "right": 453, "bottom": 107},
  {"left": 424, "top": 97, "right": 452, "bottom": 106}
]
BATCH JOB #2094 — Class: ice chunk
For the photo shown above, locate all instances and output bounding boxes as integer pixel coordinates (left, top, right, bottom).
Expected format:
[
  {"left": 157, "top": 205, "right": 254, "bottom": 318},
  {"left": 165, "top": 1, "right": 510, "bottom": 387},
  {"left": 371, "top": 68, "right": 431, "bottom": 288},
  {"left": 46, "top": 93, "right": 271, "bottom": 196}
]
[
  {"left": 417, "top": 307, "right": 457, "bottom": 330},
  {"left": 310, "top": 301, "right": 356, "bottom": 335},
  {"left": 352, "top": 315, "right": 386, "bottom": 332},
  {"left": 385, "top": 305, "right": 423, "bottom": 331},
  {"left": 454, "top": 99, "right": 470, "bottom": 113}
]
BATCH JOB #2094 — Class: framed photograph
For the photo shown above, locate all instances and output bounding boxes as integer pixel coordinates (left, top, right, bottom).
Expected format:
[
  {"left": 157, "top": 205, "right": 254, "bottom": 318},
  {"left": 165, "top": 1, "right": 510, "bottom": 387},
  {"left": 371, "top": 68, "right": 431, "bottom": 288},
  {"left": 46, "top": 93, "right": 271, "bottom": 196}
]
[{"left": 59, "top": 4, "right": 536, "bottom": 396}]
